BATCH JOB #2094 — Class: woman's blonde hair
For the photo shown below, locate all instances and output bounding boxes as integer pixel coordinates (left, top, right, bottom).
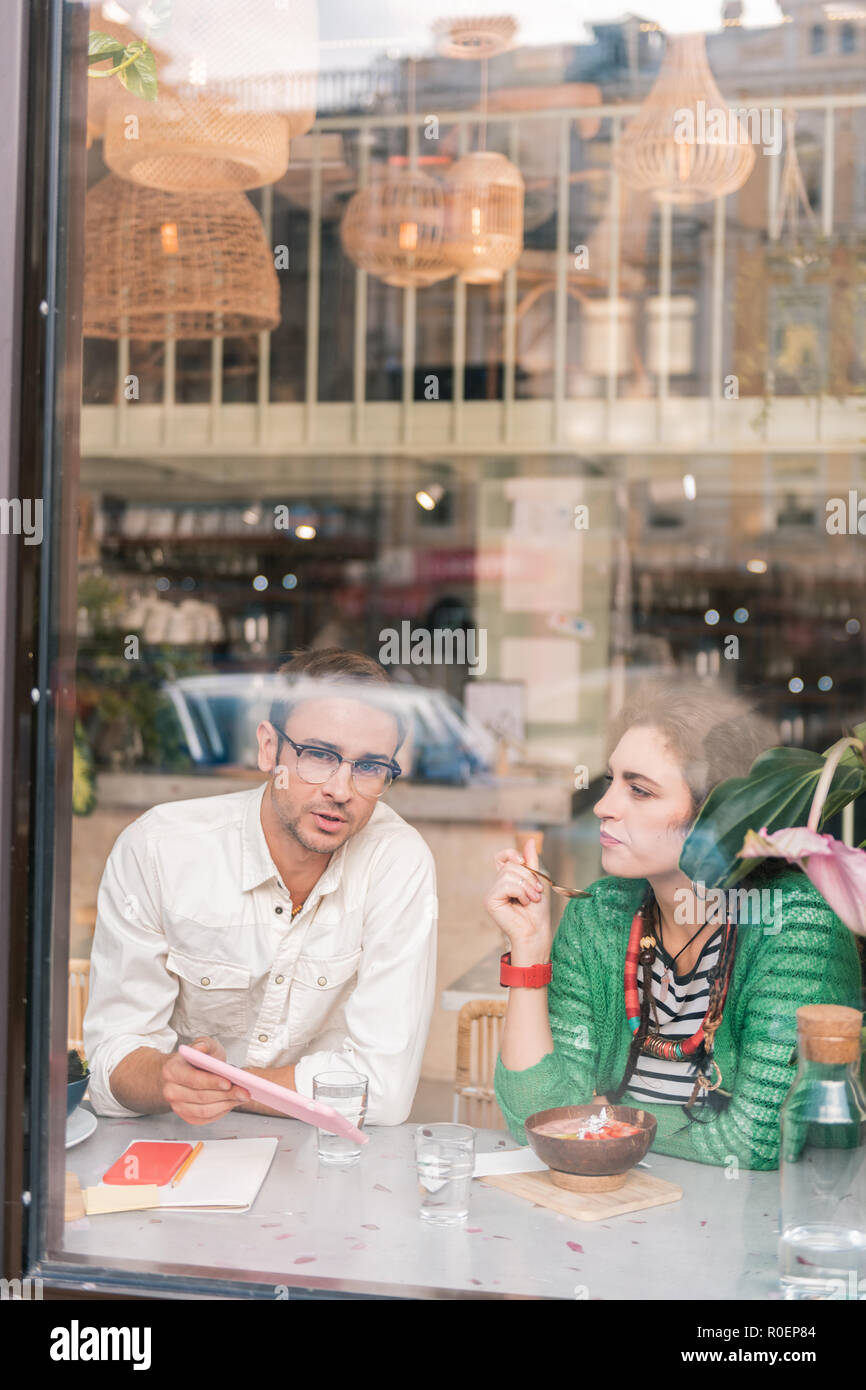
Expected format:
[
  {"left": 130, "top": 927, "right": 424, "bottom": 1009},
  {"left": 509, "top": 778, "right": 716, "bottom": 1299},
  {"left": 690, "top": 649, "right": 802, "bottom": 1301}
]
[{"left": 608, "top": 680, "right": 779, "bottom": 817}]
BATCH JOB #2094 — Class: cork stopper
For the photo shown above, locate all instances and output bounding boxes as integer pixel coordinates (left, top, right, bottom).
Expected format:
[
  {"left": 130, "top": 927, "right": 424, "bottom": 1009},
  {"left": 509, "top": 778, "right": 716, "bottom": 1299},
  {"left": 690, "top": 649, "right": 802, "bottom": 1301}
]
[{"left": 796, "top": 1005, "right": 863, "bottom": 1064}]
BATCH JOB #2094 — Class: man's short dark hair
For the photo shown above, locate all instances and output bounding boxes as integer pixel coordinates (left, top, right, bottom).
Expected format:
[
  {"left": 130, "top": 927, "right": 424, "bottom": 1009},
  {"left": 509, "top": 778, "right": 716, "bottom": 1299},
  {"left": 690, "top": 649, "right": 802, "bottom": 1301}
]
[{"left": 268, "top": 647, "right": 407, "bottom": 752}]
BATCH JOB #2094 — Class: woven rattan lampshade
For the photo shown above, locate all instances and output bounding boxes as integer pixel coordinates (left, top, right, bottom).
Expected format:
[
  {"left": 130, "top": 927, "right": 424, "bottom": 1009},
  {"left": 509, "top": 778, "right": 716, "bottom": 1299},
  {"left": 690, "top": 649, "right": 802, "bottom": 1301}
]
[
  {"left": 340, "top": 167, "right": 455, "bottom": 288},
  {"left": 103, "top": 90, "right": 289, "bottom": 192},
  {"left": 614, "top": 34, "right": 755, "bottom": 205},
  {"left": 443, "top": 151, "right": 524, "bottom": 284},
  {"left": 83, "top": 175, "right": 279, "bottom": 339},
  {"left": 108, "top": 0, "right": 318, "bottom": 130},
  {"left": 433, "top": 13, "right": 518, "bottom": 58}
]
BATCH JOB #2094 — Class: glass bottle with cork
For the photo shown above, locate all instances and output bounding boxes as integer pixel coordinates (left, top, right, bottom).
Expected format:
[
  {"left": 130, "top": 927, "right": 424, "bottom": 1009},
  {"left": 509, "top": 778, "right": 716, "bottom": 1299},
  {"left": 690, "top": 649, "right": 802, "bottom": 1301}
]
[{"left": 779, "top": 1004, "right": 866, "bottom": 1299}]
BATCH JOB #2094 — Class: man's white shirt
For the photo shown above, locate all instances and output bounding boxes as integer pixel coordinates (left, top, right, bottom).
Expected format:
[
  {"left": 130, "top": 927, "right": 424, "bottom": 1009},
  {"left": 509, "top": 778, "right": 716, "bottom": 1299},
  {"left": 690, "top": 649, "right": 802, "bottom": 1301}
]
[{"left": 83, "top": 781, "right": 438, "bottom": 1124}]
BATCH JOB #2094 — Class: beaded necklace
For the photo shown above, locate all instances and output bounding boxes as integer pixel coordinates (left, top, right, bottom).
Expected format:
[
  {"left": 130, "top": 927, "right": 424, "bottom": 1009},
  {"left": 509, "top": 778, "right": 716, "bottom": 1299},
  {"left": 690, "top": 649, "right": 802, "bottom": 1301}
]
[{"left": 623, "top": 900, "right": 737, "bottom": 1064}]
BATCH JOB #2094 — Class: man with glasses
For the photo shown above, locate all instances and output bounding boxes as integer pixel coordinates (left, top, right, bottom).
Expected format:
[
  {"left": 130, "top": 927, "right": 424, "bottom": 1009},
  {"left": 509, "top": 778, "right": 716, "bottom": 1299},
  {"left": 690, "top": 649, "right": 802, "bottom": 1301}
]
[{"left": 83, "top": 648, "right": 438, "bottom": 1126}]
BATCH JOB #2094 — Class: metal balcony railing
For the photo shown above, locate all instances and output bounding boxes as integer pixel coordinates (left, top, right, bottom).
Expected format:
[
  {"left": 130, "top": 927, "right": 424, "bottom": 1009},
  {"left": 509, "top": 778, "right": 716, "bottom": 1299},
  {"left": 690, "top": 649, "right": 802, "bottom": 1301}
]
[{"left": 81, "top": 90, "right": 866, "bottom": 463}]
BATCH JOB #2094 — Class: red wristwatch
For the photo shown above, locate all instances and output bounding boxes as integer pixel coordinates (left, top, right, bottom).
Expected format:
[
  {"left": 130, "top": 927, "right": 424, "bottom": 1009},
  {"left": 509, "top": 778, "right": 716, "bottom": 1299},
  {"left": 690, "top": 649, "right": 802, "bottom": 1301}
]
[{"left": 500, "top": 952, "right": 552, "bottom": 988}]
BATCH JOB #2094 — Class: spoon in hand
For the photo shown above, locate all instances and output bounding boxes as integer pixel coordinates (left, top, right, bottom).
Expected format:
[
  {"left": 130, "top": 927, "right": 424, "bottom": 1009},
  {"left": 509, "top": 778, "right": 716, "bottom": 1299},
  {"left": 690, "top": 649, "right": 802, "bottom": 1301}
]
[{"left": 525, "top": 865, "right": 591, "bottom": 900}]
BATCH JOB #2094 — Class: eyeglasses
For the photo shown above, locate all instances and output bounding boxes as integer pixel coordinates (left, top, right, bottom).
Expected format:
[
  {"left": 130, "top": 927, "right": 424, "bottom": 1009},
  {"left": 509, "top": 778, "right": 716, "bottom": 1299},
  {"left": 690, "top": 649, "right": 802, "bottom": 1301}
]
[{"left": 272, "top": 728, "right": 401, "bottom": 799}]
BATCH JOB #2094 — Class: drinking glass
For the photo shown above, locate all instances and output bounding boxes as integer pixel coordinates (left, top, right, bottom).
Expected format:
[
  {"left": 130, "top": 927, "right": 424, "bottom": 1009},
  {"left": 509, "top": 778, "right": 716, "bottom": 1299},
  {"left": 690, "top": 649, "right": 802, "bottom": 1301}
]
[
  {"left": 313, "top": 1071, "right": 368, "bottom": 1165},
  {"left": 415, "top": 1124, "right": 475, "bottom": 1225}
]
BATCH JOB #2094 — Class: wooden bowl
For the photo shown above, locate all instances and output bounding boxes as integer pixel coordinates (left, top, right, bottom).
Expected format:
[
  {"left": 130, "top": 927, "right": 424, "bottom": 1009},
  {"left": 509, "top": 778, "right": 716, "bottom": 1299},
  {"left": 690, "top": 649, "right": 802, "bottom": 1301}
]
[{"left": 525, "top": 1103, "right": 656, "bottom": 1193}]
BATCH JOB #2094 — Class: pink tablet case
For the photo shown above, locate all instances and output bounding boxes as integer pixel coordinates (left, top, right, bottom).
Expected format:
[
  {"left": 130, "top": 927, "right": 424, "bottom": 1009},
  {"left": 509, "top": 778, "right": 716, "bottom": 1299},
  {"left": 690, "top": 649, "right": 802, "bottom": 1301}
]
[{"left": 178, "top": 1045, "right": 368, "bottom": 1144}]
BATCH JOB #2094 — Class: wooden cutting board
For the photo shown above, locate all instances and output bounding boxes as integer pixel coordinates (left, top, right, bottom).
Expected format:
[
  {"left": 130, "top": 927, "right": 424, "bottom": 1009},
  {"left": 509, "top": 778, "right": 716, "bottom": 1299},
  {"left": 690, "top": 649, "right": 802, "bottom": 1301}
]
[
  {"left": 64, "top": 1172, "right": 86, "bottom": 1222},
  {"left": 480, "top": 1166, "right": 683, "bottom": 1221}
]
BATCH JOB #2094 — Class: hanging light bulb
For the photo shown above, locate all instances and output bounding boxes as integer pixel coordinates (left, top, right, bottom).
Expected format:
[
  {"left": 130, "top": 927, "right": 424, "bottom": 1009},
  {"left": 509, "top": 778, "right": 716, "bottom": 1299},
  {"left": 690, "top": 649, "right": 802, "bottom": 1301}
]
[
  {"left": 159, "top": 221, "right": 179, "bottom": 254},
  {"left": 614, "top": 33, "right": 755, "bottom": 204},
  {"left": 399, "top": 220, "right": 419, "bottom": 252}
]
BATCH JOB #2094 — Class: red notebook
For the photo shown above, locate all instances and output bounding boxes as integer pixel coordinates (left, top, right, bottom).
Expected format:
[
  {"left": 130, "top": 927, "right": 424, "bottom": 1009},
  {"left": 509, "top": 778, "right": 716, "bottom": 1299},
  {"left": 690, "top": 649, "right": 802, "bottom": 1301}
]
[{"left": 102, "top": 1140, "right": 193, "bottom": 1187}]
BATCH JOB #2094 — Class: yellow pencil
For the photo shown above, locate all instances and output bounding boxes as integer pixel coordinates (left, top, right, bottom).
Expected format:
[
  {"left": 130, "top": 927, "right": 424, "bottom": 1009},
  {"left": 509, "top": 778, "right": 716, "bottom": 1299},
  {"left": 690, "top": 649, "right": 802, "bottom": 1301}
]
[{"left": 171, "top": 1141, "right": 203, "bottom": 1188}]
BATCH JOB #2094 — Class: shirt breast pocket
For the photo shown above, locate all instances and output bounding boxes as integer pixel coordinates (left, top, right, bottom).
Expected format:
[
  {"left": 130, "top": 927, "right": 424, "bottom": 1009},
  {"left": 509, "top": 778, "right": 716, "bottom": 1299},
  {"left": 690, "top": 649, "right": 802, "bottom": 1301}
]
[
  {"left": 166, "top": 950, "right": 251, "bottom": 1038},
  {"left": 287, "top": 949, "right": 362, "bottom": 1046}
]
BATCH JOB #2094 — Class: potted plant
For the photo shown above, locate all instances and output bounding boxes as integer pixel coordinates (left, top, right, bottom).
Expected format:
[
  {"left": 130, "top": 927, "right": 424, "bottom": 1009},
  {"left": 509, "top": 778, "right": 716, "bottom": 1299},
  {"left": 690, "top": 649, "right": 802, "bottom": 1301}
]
[{"left": 681, "top": 724, "right": 866, "bottom": 936}]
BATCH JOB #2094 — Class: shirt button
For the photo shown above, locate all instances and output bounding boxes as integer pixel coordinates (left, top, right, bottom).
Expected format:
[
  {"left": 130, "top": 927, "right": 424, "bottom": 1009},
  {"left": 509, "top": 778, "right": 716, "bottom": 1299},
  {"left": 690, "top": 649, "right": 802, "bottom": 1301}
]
[
  {"left": 200, "top": 977, "right": 210, "bottom": 986},
  {"left": 275, "top": 905, "right": 283, "bottom": 915},
  {"left": 317, "top": 976, "right": 327, "bottom": 987},
  {"left": 275, "top": 975, "right": 285, "bottom": 985},
  {"left": 259, "top": 1033, "right": 268, "bottom": 1043}
]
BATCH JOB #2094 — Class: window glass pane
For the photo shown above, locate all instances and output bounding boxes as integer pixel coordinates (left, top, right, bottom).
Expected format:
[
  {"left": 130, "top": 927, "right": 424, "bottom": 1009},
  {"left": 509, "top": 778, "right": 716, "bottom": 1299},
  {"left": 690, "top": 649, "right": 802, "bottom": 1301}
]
[{"left": 23, "top": 0, "right": 866, "bottom": 1305}]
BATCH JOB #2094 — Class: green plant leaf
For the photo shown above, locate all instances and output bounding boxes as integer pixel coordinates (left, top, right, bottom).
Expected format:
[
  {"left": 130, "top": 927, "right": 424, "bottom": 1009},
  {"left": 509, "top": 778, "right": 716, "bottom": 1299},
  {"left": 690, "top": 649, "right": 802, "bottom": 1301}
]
[
  {"left": 88, "top": 31, "right": 126, "bottom": 63},
  {"left": 118, "top": 45, "right": 158, "bottom": 101},
  {"left": 72, "top": 719, "right": 96, "bottom": 816},
  {"left": 679, "top": 744, "right": 866, "bottom": 890},
  {"left": 825, "top": 722, "right": 866, "bottom": 767}
]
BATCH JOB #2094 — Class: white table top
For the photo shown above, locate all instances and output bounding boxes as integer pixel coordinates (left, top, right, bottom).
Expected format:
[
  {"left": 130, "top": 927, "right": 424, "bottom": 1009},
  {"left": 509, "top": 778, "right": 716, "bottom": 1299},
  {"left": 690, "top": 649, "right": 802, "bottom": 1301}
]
[{"left": 60, "top": 1106, "right": 782, "bottom": 1300}]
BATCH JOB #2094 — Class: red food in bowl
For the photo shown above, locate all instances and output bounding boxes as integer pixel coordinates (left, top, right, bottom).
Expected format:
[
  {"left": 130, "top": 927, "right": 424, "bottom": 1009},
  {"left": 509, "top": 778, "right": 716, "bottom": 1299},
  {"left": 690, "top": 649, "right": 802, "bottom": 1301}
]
[{"left": 533, "top": 1116, "right": 640, "bottom": 1140}]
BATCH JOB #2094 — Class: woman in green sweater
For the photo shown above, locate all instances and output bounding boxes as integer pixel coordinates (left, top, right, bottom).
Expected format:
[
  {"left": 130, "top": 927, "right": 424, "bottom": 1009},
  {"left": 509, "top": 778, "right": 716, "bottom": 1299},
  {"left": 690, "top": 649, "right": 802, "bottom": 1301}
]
[{"left": 489, "top": 682, "right": 862, "bottom": 1170}]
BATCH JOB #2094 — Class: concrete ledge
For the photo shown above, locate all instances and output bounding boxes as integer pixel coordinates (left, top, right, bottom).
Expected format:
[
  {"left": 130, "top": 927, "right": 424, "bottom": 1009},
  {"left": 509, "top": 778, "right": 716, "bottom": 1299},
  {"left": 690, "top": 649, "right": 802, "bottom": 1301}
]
[{"left": 94, "top": 770, "right": 572, "bottom": 824}]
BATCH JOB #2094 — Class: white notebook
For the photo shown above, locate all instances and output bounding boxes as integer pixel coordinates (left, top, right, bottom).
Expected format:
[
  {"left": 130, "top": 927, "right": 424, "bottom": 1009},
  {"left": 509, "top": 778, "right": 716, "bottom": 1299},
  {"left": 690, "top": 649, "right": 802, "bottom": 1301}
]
[
  {"left": 160, "top": 1137, "right": 278, "bottom": 1211},
  {"left": 87, "top": 1138, "right": 279, "bottom": 1214}
]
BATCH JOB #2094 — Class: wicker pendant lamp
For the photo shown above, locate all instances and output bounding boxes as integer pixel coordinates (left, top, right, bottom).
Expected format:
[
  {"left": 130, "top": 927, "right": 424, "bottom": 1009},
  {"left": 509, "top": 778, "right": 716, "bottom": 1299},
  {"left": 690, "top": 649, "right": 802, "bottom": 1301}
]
[
  {"left": 340, "top": 164, "right": 455, "bottom": 288},
  {"left": 432, "top": 12, "right": 517, "bottom": 58},
  {"left": 614, "top": 33, "right": 755, "bottom": 204},
  {"left": 103, "top": 90, "right": 289, "bottom": 192},
  {"left": 340, "top": 59, "right": 455, "bottom": 289},
  {"left": 83, "top": 175, "right": 280, "bottom": 339},
  {"left": 768, "top": 111, "right": 821, "bottom": 256},
  {"left": 98, "top": 0, "right": 318, "bottom": 190},
  {"left": 444, "top": 151, "right": 524, "bottom": 284},
  {"left": 441, "top": 43, "right": 524, "bottom": 284}
]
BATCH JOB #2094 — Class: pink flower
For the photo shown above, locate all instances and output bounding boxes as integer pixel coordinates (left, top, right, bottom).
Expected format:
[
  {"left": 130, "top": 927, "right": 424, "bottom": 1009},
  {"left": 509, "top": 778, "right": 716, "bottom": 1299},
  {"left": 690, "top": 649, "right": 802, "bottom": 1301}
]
[{"left": 740, "top": 827, "right": 866, "bottom": 936}]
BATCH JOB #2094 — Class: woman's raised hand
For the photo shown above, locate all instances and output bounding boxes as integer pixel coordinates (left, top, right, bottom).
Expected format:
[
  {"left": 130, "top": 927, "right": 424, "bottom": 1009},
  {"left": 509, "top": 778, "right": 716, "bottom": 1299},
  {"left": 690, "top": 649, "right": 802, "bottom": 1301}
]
[{"left": 485, "top": 837, "right": 552, "bottom": 966}]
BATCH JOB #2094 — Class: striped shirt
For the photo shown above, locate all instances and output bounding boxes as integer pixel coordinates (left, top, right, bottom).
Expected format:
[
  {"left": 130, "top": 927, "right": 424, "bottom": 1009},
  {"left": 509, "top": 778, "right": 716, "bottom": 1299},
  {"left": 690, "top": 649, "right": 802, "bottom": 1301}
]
[{"left": 627, "top": 927, "right": 722, "bottom": 1105}]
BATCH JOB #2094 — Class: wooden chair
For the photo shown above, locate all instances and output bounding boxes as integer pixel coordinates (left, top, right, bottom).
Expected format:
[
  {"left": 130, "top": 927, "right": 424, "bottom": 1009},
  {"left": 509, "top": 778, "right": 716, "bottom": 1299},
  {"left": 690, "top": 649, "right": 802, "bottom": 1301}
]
[
  {"left": 453, "top": 998, "right": 507, "bottom": 1128},
  {"left": 68, "top": 958, "right": 91, "bottom": 1060}
]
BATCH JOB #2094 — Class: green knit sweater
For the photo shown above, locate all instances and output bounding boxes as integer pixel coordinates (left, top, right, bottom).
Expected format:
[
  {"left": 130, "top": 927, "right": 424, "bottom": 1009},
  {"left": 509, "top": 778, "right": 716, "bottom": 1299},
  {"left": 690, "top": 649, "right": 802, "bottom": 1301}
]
[{"left": 494, "top": 868, "right": 862, "bottom": 1170}]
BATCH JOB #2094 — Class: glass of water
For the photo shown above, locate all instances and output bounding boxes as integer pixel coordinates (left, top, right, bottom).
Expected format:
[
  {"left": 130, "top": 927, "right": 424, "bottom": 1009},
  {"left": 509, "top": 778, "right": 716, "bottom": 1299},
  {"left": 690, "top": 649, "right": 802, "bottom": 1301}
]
[
  {"left": 415, "top": 1124, "right": 475, "bottom": 1225},
  {"left": 313, "top": 1071, "right": 368, "bottom": 1165}
]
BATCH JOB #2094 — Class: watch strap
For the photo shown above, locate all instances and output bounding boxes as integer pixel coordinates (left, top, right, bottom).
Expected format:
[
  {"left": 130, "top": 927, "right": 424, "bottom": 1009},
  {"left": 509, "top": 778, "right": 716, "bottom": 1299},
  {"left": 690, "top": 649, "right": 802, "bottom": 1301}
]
[{"left": 500, "top": 951, "right": 552, "bottom": 988}]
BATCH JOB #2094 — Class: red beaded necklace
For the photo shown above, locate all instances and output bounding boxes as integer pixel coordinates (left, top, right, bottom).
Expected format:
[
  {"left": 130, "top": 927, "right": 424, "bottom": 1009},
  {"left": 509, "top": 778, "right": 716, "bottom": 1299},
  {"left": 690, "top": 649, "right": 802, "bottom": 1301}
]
[{"left": 624, "top": 901, "right": 736, "bottom": 1063}]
